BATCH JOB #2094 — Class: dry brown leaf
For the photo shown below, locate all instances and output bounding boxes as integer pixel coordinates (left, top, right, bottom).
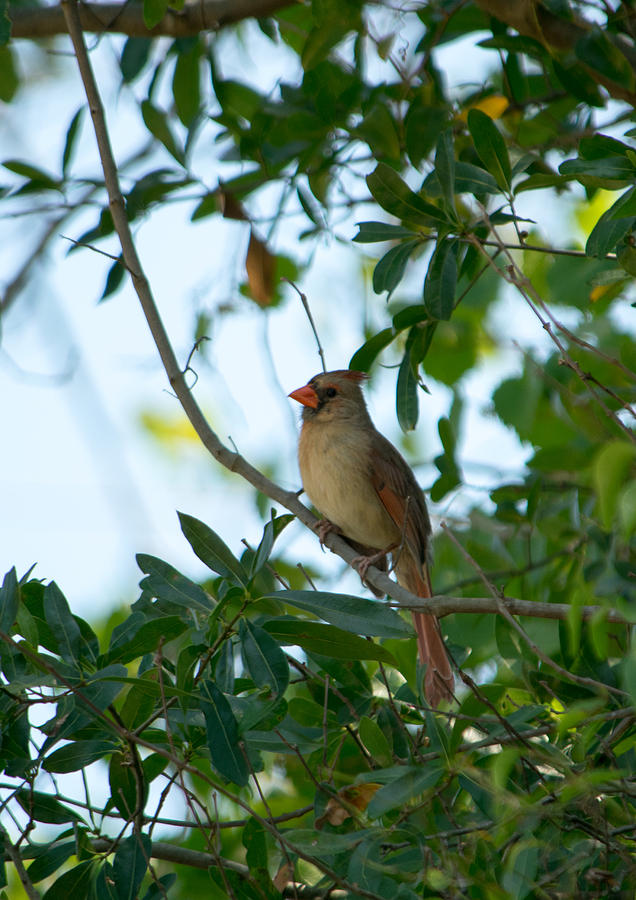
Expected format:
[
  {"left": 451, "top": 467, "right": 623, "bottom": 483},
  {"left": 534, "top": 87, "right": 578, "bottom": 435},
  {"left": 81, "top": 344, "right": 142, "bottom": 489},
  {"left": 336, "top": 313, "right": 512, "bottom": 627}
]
[
  {"left": 245, "top": 228, "right": 275, "bottom": 307},
  {"left": 315, "top": 782, "right": 381, "bottom": 828}
]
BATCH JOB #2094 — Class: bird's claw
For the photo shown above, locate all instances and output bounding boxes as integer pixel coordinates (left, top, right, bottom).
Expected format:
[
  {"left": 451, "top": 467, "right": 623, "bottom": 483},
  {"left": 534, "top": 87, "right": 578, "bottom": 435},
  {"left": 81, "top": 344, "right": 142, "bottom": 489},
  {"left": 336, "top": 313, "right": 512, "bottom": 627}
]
[
  {"left": 315, "top": 519, "right": 341, "bottom": 547},
  {"left": 351, "top": 549, "right": 389, "bottom": 584}
]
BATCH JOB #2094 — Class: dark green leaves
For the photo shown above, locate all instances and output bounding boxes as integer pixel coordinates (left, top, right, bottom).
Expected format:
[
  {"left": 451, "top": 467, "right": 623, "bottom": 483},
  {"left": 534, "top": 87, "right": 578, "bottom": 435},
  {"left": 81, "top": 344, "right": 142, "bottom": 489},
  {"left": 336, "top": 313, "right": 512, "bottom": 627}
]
[
  {"left": 43, "top": 582, "right": 82, "bottom": 665},
  {"left": 372, "top": 240, "right": 419, "bottom": 296},
  {"left": 113, "top": 834, "right": 151, "bottom": 900},
  {"left": 179, "top": 512, "right": 248, "bottom": 585},
  {"left": 264, "top": 590, "right": 412, "bottom": 638},
  {"left": 467, "top": 109, "right": 511, "bottom": 191},
  {"left": 239, "top": 620, "right": 289, "bottom": 697},
  {"left": 396, "top": 351, "right": 419, "bottom": 432},
  {"left": 200, "top": 680, "right": 249, "bottom": 786},
  {"left": 424, "top": 238, "right": 458, "bottom": 320},
  {"left": 367, "top": 164, "right": 448, "bottom": 227},
  {"left": 0, "top": 567, "right": 18, "bottom": 633}
]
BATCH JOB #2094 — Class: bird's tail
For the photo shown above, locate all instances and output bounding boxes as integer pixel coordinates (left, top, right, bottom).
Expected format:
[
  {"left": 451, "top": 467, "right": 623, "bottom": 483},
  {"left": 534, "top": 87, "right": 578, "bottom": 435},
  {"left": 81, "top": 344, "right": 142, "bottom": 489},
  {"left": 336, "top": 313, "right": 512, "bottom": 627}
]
[{"left": 397, "top": 556, "right": 454, "bottom": 708}]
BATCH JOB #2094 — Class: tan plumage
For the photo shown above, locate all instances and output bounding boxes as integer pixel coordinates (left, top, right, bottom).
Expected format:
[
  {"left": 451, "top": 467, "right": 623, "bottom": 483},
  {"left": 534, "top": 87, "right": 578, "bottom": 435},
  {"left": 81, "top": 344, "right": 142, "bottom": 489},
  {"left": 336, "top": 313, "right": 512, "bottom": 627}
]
[{"left": 289, "top": 370, "right": 454, "bottom": 707}]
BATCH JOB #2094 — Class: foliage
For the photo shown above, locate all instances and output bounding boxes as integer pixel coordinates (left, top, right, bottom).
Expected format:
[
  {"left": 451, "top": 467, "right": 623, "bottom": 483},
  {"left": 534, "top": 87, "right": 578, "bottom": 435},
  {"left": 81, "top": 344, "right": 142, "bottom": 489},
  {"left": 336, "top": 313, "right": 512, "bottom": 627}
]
[{"left": 1, "top": 1, "right": 636, "bottom": 898}]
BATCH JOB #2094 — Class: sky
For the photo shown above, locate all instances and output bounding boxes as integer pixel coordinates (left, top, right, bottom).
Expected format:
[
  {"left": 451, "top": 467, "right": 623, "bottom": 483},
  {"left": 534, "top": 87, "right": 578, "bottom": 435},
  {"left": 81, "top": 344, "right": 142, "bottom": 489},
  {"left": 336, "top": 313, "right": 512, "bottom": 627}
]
[{"left": 0, "top": 20, "right": 570, "bottom": 625}]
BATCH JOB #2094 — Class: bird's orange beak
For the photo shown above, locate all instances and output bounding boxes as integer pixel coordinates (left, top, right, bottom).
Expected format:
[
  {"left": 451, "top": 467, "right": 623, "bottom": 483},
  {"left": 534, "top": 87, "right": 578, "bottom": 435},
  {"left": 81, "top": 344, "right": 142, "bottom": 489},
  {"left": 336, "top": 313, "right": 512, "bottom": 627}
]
[{"left": 288, "top": 384, "right": 319, "bottom": 409}]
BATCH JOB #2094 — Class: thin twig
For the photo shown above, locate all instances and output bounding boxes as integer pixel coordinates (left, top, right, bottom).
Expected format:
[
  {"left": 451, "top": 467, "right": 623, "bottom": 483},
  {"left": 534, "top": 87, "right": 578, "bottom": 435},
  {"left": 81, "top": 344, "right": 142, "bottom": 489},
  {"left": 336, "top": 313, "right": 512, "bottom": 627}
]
[{"left": 282, "top": 277, "right": 327, "bottom": 373}]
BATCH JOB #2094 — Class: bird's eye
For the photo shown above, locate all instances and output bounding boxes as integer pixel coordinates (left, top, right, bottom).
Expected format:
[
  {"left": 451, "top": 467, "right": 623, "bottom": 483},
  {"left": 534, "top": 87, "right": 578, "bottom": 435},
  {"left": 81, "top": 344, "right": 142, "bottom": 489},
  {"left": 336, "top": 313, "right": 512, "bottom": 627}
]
[{"left": 325, "top": 387, "right": 337, "bottom": 398}]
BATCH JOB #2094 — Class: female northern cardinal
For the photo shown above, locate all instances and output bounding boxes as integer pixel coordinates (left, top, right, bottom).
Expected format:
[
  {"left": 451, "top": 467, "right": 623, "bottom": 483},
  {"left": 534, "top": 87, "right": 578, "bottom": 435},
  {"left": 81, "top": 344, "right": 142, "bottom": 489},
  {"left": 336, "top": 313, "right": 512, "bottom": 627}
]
[{"left": 289, "top": 369, "right": 454, "bottom": 707}]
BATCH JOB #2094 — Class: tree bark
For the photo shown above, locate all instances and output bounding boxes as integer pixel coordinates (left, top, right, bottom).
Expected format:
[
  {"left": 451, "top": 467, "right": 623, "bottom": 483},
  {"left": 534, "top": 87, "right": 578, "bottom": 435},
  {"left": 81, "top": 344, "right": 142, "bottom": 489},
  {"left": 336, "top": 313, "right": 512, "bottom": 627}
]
[{"left": 9, "top": 0, "right": 295, "bottom": 39}]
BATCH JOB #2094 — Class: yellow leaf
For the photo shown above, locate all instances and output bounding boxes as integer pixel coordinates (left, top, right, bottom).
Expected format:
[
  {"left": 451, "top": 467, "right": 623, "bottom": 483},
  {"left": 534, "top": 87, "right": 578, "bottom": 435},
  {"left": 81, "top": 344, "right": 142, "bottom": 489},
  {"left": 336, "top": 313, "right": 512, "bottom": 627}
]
[
  {"left": 458, "top": 95, "right": 508, "bottom": 122},
  {"left": 589, "top": 283, "right": 610, "bottom": 302}
]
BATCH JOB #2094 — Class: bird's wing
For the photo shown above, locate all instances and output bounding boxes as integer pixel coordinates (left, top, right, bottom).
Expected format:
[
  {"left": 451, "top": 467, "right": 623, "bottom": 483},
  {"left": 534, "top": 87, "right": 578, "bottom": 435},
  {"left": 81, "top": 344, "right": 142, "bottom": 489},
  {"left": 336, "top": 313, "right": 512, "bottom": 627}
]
[{"left": 368, "top": 432, "right": 431, "bottom": 568}]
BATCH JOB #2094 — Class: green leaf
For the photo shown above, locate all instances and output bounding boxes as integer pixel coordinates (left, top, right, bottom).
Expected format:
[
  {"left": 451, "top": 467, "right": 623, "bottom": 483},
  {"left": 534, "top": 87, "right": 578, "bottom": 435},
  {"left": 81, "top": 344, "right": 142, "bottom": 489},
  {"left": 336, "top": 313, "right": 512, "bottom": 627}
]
[
  {"left": 191, "top": 192, "right": 217, "bottom": 221},
  {"left": 3, "top": 159, "right": 60, "bottom": 191},
  {"left": 349, "top": 328, "right": 396, "bottom": 371},
  {"left": 396, "top": 349, "right": 418, "bottom": 432},
  {"left": 358, "top": 716, "right": 393, "bottom": 766},
  {"left": 141, "top": 100, "right": 184, "bottom": 165},
  {"left": 593, "top": 441, "right": 636, "bottom": 529},
  {"left": 16, "top": 790, "right": 83, "bottom": 824},
  {"left": 178, "top": 512, "right": 248, "bottom": 585},
  {"left": 0, "top": 567, "right": 18, "bottom": 633},
  {"left": 42, "top": 861, "right": 96, "bottom": 900},
  {"left": 367, "top": 765, "right": 445, "bottom": 816},
  {"left": 136, "top": 553, "right": 214, "bottom": 613},
  {"left": 353, "top": 221, "right": 416, "bottom": 243},
  {"left": 502, "top": 841, "right": 539, "bottom": 900},
  {"left": 100, "top": 256, "right": 126, "bottom": 302},
  {"left": 434, "top": 129, "right": 456, "bottom": 215},
  {"left": 250, "top": 512, "right": 294, "bottom": 577},
  {"left": 200, "top": 680, "right": 249, "bottom": 786},
  {"left": 239, "top": 620, "right": 289, "bottom": 697},
  {"left": 243, "top": 817, "right": 268, "bottom": 872},
  {"left": 61, "top": 108, "right": 84, "bottom": 175},
  {"left": 43, "top": 581, "right": 82, "bottom": 665},
  {"left": 467, "top": 108, "right": 511, "bottom": 191},
  {"left": 143, "top": 0, "right": 168, "bottom": 29},
  {"left": 559, "top": 157, "right": 635, "bottom": 188},
  {"left": 106, "top": 612, "right": 187, "bottom": 664},
  {"left": 109, "top": 750, "right": 144, "bottom": 822},
  {"left": 172, "top": 40, "right": 201, "bottom": 127},
  {"left": 43, "top": 739, "right": 116, "bottom": 774},
  {"left": 264, "top": 591, "right": 413, "bottom": 638},
  {"left": 424, "top": 238, "right": 458, "bottom": 320},
  {"left": 113, "top": 835, "right": 151, "bottom": 900},
  {"left": 264, "top": 619, "right": 397, "bottom": 664},
  {"left": 0, "top": 46, "right": 18, "bottom": 102},
  {"left": 367, "top": 163, "right": 448, "bottom": 227},
  {"left": 355, "top": 104, "right": 401, "bottom": 161},
  {"left": 27, "top": 842, "right": 76, "bottom": 884},
  {"left": 454, "top": 160, "right": 499, "bottom": 195},
  {"left": 0, "top": 0, "right": 11, "bottom": 46},
  {"left": 372, "top": 240, "right": 419, "bottom": 296},
  {"left": 120, "top": 37, "right": 152, "bottom": 83},
  {"left": 575, "top": 28, "right": 635, "bottom": 90}
]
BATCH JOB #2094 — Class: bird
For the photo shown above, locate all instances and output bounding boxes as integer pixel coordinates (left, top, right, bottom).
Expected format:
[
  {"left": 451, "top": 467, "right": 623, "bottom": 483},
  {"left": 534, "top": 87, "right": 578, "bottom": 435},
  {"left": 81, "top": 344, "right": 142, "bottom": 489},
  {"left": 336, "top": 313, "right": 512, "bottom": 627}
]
[{"left": 288, "top": 369, "right": 454, "bottom": 707}]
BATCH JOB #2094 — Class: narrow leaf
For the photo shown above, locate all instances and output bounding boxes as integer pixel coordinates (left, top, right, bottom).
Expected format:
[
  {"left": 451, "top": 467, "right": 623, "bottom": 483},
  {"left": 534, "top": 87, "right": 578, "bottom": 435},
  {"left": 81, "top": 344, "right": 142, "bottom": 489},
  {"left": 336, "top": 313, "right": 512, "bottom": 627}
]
[
  {"left": 113, "top": 835, "right": 151, "bottom": 900},
  {"left": 239, "top": 620, "right": 289, "bottom": 697},
  {"left": 264, "top": 620, "right": 397, "bottom": 664},
  {"left": 424, "top": 238, "right": 458, "bottom": 320},
  {"left": 367, "top": 163, "right": 448, "bottom": 227},
  {"left": 0, "top": 567, "right": 19, "bottom": 633},
  {"left": 178, "top": 513, "right": 248, "bottom": 585},
  {"left": 200, "top": 680, "right": 249, "bottom": 786},
  {"left": 372, "top": 240, "right": 419, "bottom": 296},
  {"left": 263, "top": 591, "right": 412, "bottom": 638},
  {"left": 43, "top": 581, "right": 82, "bottom": 664},
  {"left": 467, "top": 108, "right": 511, "bottom": 191},
  {"left": 136, "top": 553, "right": 213, "bottom": 612},
  {"left": 396, "top": 349, "right": 419, "bottom": 432},
  {"left": 353, "top": 221, "right": 416, "bottom": 243},
  {"left": 349, "top": 328, "right": 396, "bottom": 372}
]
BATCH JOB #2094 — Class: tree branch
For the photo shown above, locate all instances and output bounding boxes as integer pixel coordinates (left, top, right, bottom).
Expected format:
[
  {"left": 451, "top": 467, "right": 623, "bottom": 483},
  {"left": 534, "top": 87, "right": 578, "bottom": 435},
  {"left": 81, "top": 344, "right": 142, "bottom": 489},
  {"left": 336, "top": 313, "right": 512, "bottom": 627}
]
[
  {"left": 395, "top": 594, "right": 632, "bottom": 626},
  {"left": 10, "top": 0, "right": 293, "bottom": 39}
]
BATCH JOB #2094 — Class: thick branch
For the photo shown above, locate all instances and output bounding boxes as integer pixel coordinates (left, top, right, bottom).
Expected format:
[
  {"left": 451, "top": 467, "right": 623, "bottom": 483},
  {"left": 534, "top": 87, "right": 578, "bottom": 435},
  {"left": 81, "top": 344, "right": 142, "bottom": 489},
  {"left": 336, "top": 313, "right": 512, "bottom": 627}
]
[{"left": 10, "top": 0, "right": 293, "bottom": 39}]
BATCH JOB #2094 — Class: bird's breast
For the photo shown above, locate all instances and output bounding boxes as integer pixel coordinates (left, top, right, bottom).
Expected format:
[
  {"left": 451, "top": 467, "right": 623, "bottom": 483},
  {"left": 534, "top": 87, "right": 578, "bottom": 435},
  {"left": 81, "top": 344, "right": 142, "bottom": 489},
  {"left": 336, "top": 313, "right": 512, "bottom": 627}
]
[{"left": 297, "top": 421, "right": 399, "bottom": 549}]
